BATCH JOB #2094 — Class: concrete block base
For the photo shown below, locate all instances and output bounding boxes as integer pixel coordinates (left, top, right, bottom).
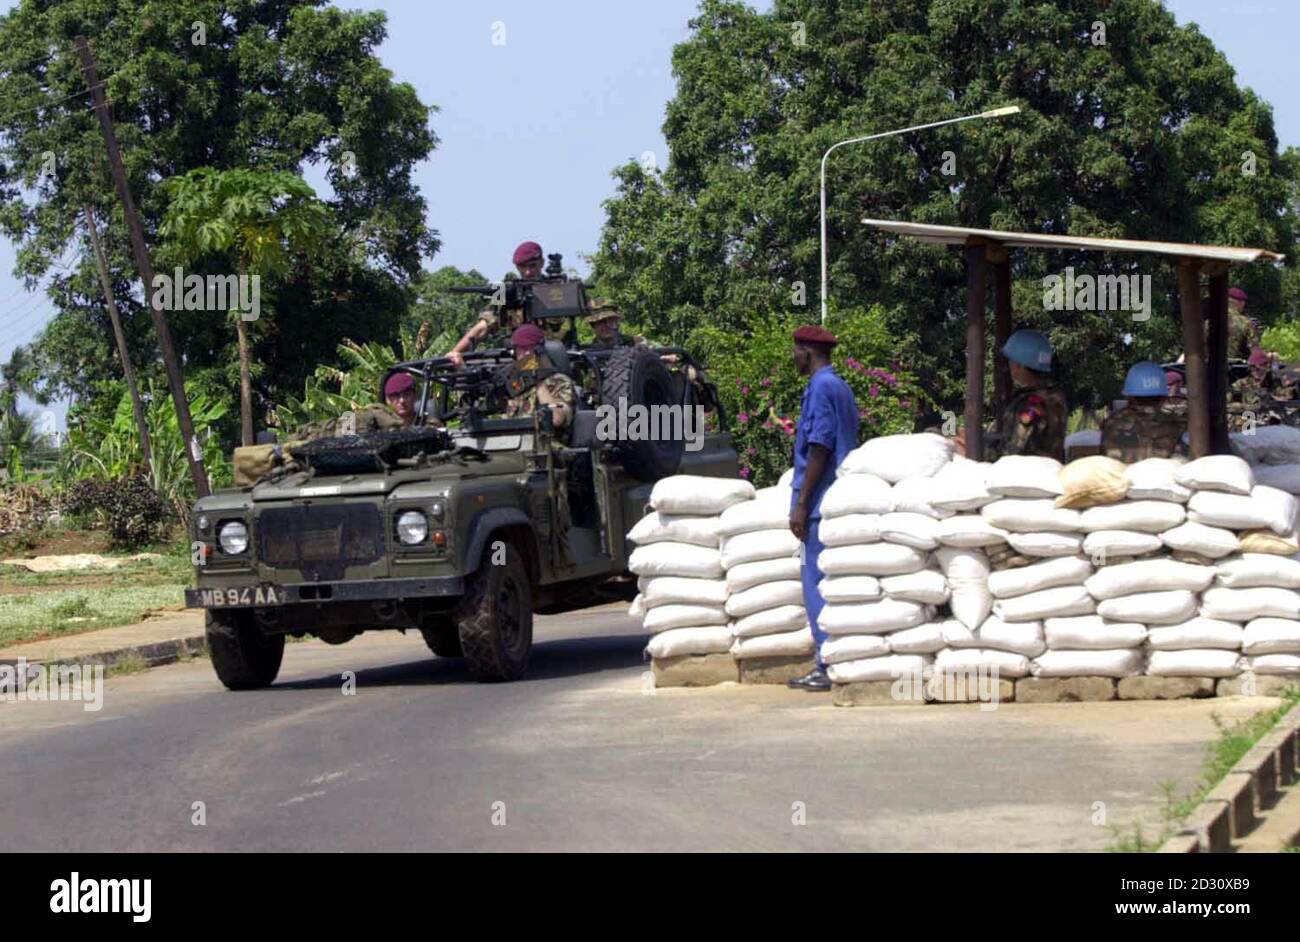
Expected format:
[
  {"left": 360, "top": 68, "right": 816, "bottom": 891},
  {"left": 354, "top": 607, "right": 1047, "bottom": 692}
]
[
  {"left": 831, "top": 679, "right": 926, "bottom": 707},
  {"left": 738, "top": 655, "right": 815, "bottom": 685},
  {"left": 651, "top": 653, "right": 738, "bottom": 688},
  {"left": 1015, "top": 676, "right": 1116, "bottom": 703},
  {"left": 927, "top": 673, "right": 1014, "bottom": 704},
  {"left": 1216, "top": 674, "right": 1300, "bottom": 698},
  {"left": 1118, "top": 676, "right": 1217, "bottom": 700}
]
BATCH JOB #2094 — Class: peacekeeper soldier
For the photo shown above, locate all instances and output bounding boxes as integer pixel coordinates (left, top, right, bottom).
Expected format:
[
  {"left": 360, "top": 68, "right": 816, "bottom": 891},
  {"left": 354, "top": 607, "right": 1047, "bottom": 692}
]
[
  {"left": 503, "top": 323, "right": 576, "bottom": 429},
  {"left": 1100, "top": 362, "right": 1187, "bottom": 461},
  {"left": 585, "top": 298, "right": 646, "bottom": 349},
  {"left": 445, "top": 241, "right": 546, "bottom": 368},
  {"left": 1229, "top": 348, "right": 1276, "bottom": 431},
  {"left": 955, "top": 329, "right": 1067, "bottom": 462}
]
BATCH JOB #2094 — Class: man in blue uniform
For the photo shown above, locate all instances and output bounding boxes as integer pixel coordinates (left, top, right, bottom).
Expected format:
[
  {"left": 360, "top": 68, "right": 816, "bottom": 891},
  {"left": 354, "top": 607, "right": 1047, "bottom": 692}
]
[{"left": 787, "top": 325, "right": 860, "bottom": 692}]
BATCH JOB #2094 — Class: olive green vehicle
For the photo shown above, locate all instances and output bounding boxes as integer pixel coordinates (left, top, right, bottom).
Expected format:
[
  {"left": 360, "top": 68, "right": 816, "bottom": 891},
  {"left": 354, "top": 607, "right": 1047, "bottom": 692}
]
[{"left": 186, "top": 280, "right": 738, "bottom": 688}]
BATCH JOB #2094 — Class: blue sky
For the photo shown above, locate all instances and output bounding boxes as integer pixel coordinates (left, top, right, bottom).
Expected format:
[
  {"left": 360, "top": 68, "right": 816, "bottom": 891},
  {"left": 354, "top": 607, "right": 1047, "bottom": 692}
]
[{"left": 1, "top": 0, "right": 1296, "bottom": 430}]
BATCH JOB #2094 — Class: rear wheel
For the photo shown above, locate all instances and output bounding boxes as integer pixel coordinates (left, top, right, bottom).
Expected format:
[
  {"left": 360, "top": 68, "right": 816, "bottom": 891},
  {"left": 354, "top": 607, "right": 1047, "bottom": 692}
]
[
  {"left": 455, "top": 543, "right": 533, "bottom": 681},
  {"left": 206, "top": 610, "right": 285, "bottom": 690}
]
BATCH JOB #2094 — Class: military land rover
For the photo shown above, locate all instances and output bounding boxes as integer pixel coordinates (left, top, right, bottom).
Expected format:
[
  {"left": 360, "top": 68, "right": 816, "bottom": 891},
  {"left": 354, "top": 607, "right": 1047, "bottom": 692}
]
[{"left": 186, "top": 266, "right": 739, "bottom": 688}]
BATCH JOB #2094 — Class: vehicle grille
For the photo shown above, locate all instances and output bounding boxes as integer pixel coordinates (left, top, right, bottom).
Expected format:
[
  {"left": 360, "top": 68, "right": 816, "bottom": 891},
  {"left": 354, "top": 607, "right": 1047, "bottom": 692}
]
[{"left": 258, "top": 505, "right": 385, "bottom": 581}]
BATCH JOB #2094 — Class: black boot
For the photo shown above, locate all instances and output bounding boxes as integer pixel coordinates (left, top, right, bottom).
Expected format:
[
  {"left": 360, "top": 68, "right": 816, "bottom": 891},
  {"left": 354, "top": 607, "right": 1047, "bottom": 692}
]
[{"left": 787, "top": 665, "right": 831, "bottom": 691}]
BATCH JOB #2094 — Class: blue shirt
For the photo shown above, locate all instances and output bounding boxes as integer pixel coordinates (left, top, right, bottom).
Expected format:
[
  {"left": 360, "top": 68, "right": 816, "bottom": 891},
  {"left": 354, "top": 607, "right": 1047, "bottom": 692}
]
[{"left": 790, "top": 365, "right": 859, "bottom": 519}]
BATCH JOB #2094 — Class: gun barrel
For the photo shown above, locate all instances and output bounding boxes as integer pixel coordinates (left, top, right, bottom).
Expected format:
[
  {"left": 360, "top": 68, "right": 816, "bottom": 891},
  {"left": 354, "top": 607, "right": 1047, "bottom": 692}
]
[{"left": 447, "top": 285, "right": 496, "bottom": 295}]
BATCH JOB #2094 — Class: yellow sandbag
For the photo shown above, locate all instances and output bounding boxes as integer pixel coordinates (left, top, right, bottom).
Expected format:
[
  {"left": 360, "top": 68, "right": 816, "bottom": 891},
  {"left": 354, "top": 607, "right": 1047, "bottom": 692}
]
[
  {"left": 1238, "top": 529, "right": 1300, "bottom": 556},
  {"left": 1055, "top": 455, "right": 1129, "bottom": 509}
]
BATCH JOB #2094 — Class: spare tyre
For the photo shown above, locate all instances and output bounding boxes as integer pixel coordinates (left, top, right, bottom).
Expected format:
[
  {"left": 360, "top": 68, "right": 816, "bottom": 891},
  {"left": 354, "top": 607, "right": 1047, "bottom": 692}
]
[{"left": 600, "top": 346, "right": 686, "bottom": 481}]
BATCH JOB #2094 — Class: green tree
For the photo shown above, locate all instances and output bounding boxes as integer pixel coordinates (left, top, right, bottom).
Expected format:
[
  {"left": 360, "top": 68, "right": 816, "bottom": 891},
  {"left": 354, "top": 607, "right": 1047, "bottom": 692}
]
[
  {"left": 591, "top": 0, "right": 1300, "bottom": 420},
  {"left": 409, "top": 265, "right": 491, "bottom": 343},
  {"left": 158, "top": 167, "right": 333, "bottom": 445},
  {"left": 0, "top": 0, "right": 439, "bottom": 413}
]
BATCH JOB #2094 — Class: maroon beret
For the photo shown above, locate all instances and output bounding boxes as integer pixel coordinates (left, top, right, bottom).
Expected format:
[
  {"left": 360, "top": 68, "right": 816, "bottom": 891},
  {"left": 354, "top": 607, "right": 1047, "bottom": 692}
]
[
  {"left": 793, "top": 324, "right": 838, "bottom": 346},
  {"left": 384, "top": 372, "right": 414, "bottom": 396},
  {"left": 513, "top": 241, "right": 543, "bottom": 266},
  {"left": 512, "top": 323, "right": 545, "bottom": 350},
  {"left": 1229, "top": 287, "right": 1247, "bottom": 302},
  {"left": 1249, "top": 347, "right": 1270, "bottom": 368}
]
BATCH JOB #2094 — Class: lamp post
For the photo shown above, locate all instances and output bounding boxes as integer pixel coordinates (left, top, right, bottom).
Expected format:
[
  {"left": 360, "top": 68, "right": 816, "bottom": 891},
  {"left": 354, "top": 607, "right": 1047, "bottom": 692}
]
[{"left": 819, "top": 105, "right": 1020, "bottom": 324}]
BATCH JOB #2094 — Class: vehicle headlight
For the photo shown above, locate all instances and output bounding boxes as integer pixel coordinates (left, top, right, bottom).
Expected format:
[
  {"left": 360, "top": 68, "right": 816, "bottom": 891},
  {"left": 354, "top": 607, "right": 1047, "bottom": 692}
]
[
  {"left": 397, "top": 510, "right": 428, "bottom": 545},
  {"left": 218, "top": 520, "right": 249, "bottom": 555}
]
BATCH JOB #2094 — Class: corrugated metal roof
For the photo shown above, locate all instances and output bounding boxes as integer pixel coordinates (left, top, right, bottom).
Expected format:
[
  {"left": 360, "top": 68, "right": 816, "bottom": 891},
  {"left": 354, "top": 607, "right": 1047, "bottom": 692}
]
[{"left": 860, "top": 219, "right": 1286, "bottom": 264}]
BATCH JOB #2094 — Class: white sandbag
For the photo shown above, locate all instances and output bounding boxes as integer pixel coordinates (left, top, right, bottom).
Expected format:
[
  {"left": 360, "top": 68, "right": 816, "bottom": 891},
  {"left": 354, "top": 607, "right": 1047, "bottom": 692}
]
[
  {"left": 942, "top": 616, "right": 1046, "bottom": 657},
  {"left": 1255, "top": 485, "right": 1300, "bottom": 535},
  {"left": 778, "top": 467, "right": 795, "bottom": 488},
  {"left": 641, "top": 576, "right": 730, "bottom": 608},
  {"left": 818, "top": 543, "right": 928, "bottom": 576},
  {"left": 646, "top": 625, "right": 734, "bottom": 658},
  {"left": 819, "top": 473, "right": 894, "bottom": 518},
  {"left": 756, "top": 484, "right": 793, "bottom": 503},
  {"left": 1244, "top": 654, "right": 1300, "bottom": 675},
  {"left": 1031, "top": 648, "right": 1144, "bottom": 678},
  {"left": 717, "top": 497, "right": 792, "bottom": 537},
  {"left": 982, "top": 499, "right": 1083, "bottom": 533},
  {"left": 1200, "top": 586, "right": 1300, "bottom": 622},
  {"left": 1160, "top": 521, "right": 1241, "bottom": 559},
  {"left": 1080, "top": 500, "right": 1186, "bottom": 534},
  {"left": 886, "top": 621, "right": 947, "bottom": 655},
  {"left": 1187, "top": 490, "right": 1283, "bottom": 533},
  {"left": 934, "top": 647, "right": 1031, "bottom": 678},
  {"left": 988, "top": 556, "right": 1093, "bottom": 599},
  {"left": 839, "top": 433, "right": 953, "bottom": 483},
  {"left": 1082, "top": 530, "right": 1163, "bottom": 560},
  {"left": 1084, "top": 558, "right": 1215, "bottom": 600},
  {"left": 935, "top": 514, "right": 1009, "bottom": 548},
  {"left": 721, "top": 528, "right": 802, "bottom": 569},
  {"left": 1174, "top": 455, "right": 1254, "bottom": 496},
  {"left": 626, "top": 511, "right": 723, "bottom": 547},
  {"left": 820, "top": 633, "right": 890, "bottom": 665},
  {"left": 993, "top": 585, "right": 1096, "bottom": 622},
  {"left": 1097, "top": 590, "right": 1198, "bottom": 624},
  {"left": 889, "top": 476, "right": 954, "bottom": 519},
  {"left": 1006, "top": 531, "right": 1085, "bottom": 557},
  {"left": 877, "top": 512, "right": 940, "bottom": 549},
  {"left": 1216, "top": 554, "right": 1300, "bottom": 589},
  {"left": 828, "top": 654, "right": 932, "bottom": 684},
  {"left": 628, "top": 594, "right": 646, "bottom": 618},
  {"left": 1042, "top": 615, "right": 1146, "bottom": 650},
  {"left": 650, "top": 475, "right": 756, "bottom": 515},
  {"left": 1146, "top": 618, "right": 1243, "bottom": 651},
  {"left": 818, "top": 598, "right": 930, "bottom": 635},
  {"left": 731, "top": 626, "right": 815, "bottom": 659},
  {"left": 879, "top": 569, "right": 949, "bottom": 604},
  {"left": 643, "top": 603, "right": 728, "bottom": 633},
  {"left": 929, "top": 457, "right": 993, "bottom": 511},
  {"left": 726, "top": 555, "right": 803, "bottom": 593},
  {"left": 1146, "top": 649, "right": 1242, "bottom": 677},
  {"left": 1242, "top": 618, "right": 1300, "bottom": 655},
  {"left": 819, "top": 513, "right": 882, "bottom": 547},
  {"left": 935, "top": 546, "right": 993, "bottom": 629},
  {"left": 818, "top": 575, "right": 882, "bottom": 603},
  {"left": 629, "top": 542, "right": 724, "bottom": 579},
  {"left": 986, "top": 455, "right": 1064, "bottom": 498},
  {"left": 724, "top": 580, "right": 804, "bottom": 618},
  {"left": 1253, "top": 463, "right": 1300, "bottom": 495},
  {"left": 1124, "top": 457, "right": 1191, "bottom": 503},
  {"left": 731, "top": 604, "right": 809, "bottom": 638}
]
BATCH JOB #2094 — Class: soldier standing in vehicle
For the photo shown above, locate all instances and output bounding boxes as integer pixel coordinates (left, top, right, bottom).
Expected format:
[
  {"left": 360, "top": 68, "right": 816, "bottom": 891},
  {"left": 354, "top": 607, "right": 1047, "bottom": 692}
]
[
  {"left": 504, "top": 323, "right": 576, "bottom": 429},
  {"left": 383, "top": 372, "right": 419, "bottom": 426},
  {"left": 786, "top": 325, "right": 859, "bottom": 693},
  {"left": 1227, "top": 287, "right": 1260, "bottom": 361},
  {"left": 445, "top": 241, "right": 546, "bottom": 367},
  {"left": 585, "top": 299, "right": 646, "bottom": 349},
  {"left": 1100, "top": 362, "right": 1186, "bottom": 461}
]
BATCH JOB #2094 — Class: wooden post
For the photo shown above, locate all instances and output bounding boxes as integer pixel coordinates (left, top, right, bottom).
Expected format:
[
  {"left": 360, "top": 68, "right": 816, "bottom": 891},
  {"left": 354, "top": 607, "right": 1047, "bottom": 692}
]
[
  {"left": 964, "top": 240, "right": 987, "bottom": 460},
  {"left": 1205, "top": 266, "right": 1230, "bottom": 454},
  {"left": 1178, "top": 260, "right": 1210, "bottom": 457},
  {"left": 989, "top": 245, "right": 1012, "bottom": 410},
  {"left": 75, "top": 36, "right": 210, "bottom": 497}
]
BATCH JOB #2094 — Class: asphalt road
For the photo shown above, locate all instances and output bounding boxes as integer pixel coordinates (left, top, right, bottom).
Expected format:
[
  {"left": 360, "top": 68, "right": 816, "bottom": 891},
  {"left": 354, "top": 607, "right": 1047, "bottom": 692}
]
[{"left": 0, "top": 605, "right": 1277, "bottom": 852}]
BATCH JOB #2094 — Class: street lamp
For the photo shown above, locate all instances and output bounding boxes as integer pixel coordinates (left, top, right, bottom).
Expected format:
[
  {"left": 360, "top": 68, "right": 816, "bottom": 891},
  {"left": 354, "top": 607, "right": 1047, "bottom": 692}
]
[{"left": 819, "top": 105, "right": 1021, "bottom": 323}]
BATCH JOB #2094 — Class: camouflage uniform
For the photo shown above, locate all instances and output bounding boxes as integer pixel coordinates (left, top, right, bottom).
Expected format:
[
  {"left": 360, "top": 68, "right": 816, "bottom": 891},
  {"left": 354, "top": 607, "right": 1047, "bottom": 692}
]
[
  {"left": 1228, "top": 374, "right": 1268, "bottom": 432},
  {"left": 589, "top": 330, "right": 647, "bottom": 350},
  {"left": 1227, "top": 312, "right": 1259, "bottom": 362},
  {"left": 989, "top": 383, "right": 1068, "bottom": 462},
  {"left": 505, "top": 369, "right": 577, "bottom": 429},
  {"left": 477, "top": 303, "right": 528, "bottom": 343},
  {"left": 1100, "top": 401, "right": 1186, "bottom": 462}
]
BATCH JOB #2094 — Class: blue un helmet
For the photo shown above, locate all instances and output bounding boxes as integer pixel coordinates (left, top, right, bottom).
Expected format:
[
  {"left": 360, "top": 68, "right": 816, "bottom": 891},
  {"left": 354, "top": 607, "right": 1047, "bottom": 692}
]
[
  {"left": 1122, "top": 361, "right": 1169, "bottom": 397},
  {"left": 1001, "top": 329, "right": 1053, "bottom": 371}
]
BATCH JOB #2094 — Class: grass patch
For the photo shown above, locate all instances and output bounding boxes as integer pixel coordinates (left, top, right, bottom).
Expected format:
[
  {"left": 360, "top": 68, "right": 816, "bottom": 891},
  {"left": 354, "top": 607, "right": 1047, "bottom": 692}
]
[
  {"left": 0, "top": 584, "right": 187, "bottom": 647},
  {"left": 106, "top": 652, "right": 150, "bottom": 677},
  {"left": 1107, "top": 685, "right": 1300, "bottom": 852}
]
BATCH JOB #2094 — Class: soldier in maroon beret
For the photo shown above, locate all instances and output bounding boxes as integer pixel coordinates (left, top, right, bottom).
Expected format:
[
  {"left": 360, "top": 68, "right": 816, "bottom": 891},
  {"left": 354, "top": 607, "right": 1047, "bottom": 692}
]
[
  {"left": 446, "top": 241, "right": 547, "bottom": 367},
  {"left": 383, "top": 371, "right": 418, "bottom": 426}
]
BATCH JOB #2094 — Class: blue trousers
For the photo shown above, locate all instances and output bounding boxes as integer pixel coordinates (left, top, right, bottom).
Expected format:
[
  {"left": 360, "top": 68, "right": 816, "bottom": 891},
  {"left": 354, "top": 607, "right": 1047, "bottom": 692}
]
[{"left": 800, "top": 518, "right": 827, "bottom": 665}]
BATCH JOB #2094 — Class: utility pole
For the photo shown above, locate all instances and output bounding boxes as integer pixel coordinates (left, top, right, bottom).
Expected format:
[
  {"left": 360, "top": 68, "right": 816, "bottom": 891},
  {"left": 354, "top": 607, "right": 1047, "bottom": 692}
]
[
  {"left": 83, "top": 203, "right": 153, "bottom": 473},
  {"left": 74, "top": 35, "right": 209, "bottom": 497}
]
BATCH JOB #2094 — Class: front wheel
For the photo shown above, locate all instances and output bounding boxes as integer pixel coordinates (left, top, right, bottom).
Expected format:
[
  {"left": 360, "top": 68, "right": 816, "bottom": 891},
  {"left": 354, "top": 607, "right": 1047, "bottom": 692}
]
[
  {"left": 206, "top": 610, "right": 285, "bottom": 690},
  {"left": 455, "top": 543, "right": 533, "bottom": 681}
]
